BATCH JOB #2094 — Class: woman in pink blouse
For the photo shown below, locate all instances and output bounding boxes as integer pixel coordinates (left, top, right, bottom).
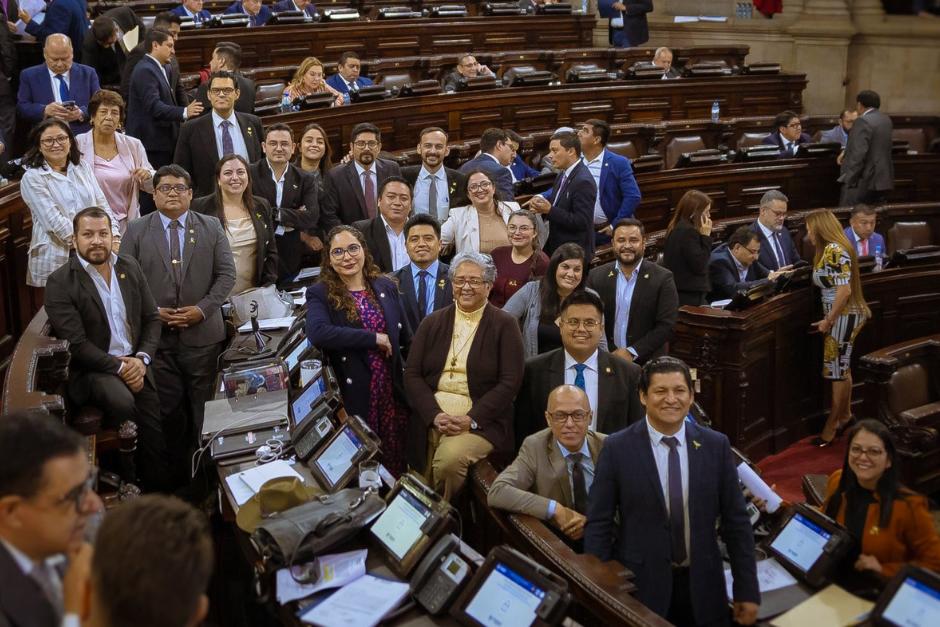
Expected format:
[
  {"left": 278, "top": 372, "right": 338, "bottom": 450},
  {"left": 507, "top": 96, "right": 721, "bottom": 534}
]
[{"left": 75, "top": 90, "right": 154, "bottom": 234}]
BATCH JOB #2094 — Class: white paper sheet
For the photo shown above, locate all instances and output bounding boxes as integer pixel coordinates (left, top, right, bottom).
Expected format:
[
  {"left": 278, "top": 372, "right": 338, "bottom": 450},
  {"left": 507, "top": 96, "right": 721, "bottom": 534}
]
[
  {"left": 276, "top": 549, "right": 368, "bottom": 604},
  {"left": 294, "top": 267, "right": 321, "bottom": 280},
  {"left": 121, "top": 26, "right": 139, "bottom": 52},
  {"left": 301, "top": 574, "right": 410, "bottom": 627},
  {"left": 224, "top": 460, "right": 306, "bottom": 505},
  {"left": 237, "top": 316, "right": 296, "bottom": 332},
  {"left": 737, "top": 462, "right": 783, "bottom": 513},
  {"left": 724, "top": 559, "right": 797, "bottom": 600}
]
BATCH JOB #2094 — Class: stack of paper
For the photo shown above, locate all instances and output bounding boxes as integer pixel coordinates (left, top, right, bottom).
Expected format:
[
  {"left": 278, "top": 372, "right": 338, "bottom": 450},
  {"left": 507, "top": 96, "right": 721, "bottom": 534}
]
[
  {"left": 300, "top": 574, "right": 410, "bottom": 627},
  {"left": 276, "top": 549, "right": 368, "bottom": 604},
  {"left": 224, "top": 460, "right": 306, "bottom": 506}
]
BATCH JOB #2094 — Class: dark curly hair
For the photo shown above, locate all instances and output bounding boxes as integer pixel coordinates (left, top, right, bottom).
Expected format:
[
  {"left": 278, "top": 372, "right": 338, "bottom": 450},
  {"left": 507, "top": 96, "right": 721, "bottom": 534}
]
[{"left": 320, "top": 225, "right": 384, "bottom": 323}]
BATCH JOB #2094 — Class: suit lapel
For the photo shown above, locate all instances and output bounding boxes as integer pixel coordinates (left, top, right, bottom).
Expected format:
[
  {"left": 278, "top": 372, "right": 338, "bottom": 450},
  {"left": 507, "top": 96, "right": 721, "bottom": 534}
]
[
  {"left": 235, "top": 114, "right": 259, "bottom": 160},
  {"left": 114, "top": 257, "right": 137, "bottom": 337},
  {"left": 627, "top": 262, "right": 651, "bottom": 343},
  {"left": 180, "top": 213, "right": 197, "bottom": 278},
  {"left": 598, "top": 150, "right": 610, "bottom": 200},
  {"left": 73, "top": 257, "right": 108, "bottom": 323},
  {"left": 685, "top": 422, "right": 705, "bottom": 529},
  {"left": 547, "top": 437, "right": 573, "bottom": 508},
  {"left": 149, "top": 214, "right": 175, "bottom": 277},
  {"left": 434, "top": 264, "right": 452, "bottom": 309},
  {"left": 0, "top": 543, "right": 58, "bottom": 627},
  {"left": 200, "top": 116, "right": 219, "bottom": 162},
  {"left": 548, "top": 349, "right": 566, "bottom": 390},
  {"left": 632, "top": 423, "right": 668, "bottom": 518},
  {"left": 345, "top": 163, "right": 367, "bottom": 216},
  {"left": 399, "top": 266, "right": 420, "bottom": 329},
  {"left": 283, "top": 165, "right": 302, "bottom": 209},
  {"left": 596, "top": 352, "right": 615, "bottom": 432},
  {"left": 371, "top": 218, "right": 392, "bottom": 271}
]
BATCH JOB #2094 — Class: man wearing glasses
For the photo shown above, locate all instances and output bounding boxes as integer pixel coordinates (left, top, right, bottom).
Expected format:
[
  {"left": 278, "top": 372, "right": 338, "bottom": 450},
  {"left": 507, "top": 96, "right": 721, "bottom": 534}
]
[
  {"left": 0, "top": 411, "right": 102, "bottom": 627},
  {"left": 489, "top": 384, "right": 604, "bottom": 543},
  {"left": 707, "top": 226, "right": 792, "bottom": 302},
  {"left": 442, "top": 53, "right": 494, "bottom": 93},
  {"left": 514, "top": 290, "right": 643, "bottom": 448},
  {"left": 761, "top": 110, "right": 811, "bottom": 157},
  {"left": 122, "top": 164, "right": 236, "bottom": 489},
  {"left": 174, "top": 70, "right": 263, "bottom": 197},
  {"left": 322, "top": 122, "right": 402, "bottom": 226}
]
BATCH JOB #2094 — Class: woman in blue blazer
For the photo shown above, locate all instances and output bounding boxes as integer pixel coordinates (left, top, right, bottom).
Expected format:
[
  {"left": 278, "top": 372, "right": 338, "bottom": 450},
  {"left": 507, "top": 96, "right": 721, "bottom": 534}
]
[{"left": 306, "top": 225, "right": 410, "bottom": 475}]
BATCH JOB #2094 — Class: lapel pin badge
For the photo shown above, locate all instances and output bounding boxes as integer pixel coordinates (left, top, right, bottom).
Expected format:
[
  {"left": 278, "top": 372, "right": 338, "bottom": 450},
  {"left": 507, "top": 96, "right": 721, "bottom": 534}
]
[
  {"left": 644, "top": 273, "right": 649, "bottom": 279},
  {"left": 692, "top": 440, "right": 702, "bottom": 449},
  {"left": 189, "top": 229, "right": 194, "bottom": 234},
  {"left": 119, "top": 273, "right": 126, "bottom": 279},
  {"left": 190, "top": 238, "right": 196, "bottom": 244},
  {"left": 438, "top": 279, "right": 446, "bottom": 289},
  {"left": 604, "top": 367, "right": 612, "bottom": 374},
  {"left": 380, "top": 292, "right": 385, "bottom": 298},
  {"left": 608, "top": 270, "right": 615, "bottom": 278}
]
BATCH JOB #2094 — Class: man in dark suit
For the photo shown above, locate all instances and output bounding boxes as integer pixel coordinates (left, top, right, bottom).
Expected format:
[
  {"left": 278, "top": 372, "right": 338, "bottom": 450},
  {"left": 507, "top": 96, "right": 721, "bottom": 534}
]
[
  {"left": 393, "top": 213, "right": 453, "bottom": 336},
  {"left": 441, "top": 53, "right": 496, "bottom": 93},
  {"left": 173, "top": 70, "right": 263, "bottom": 197},
  {"left": 353, "top": 176, "right": 412, "bottom": 273},
  {"left": 120, "top": 12, "right": 188, "bottom": 106},
  {"left": 249, "top": 123, "right": 321, "bottom": 281},
  {"left": 761, "top": 110, "right": 812, "bottom": 157},
  {"left": 325, "top": 51, "right": 374, "bottom": 96},
  {"left": 322, "top": 122, "right": 402, "bottom": 226},
  {"left": 0, "top": 10, "right": 16, "bottom": 161},
  {"left": 598, "top": 0, "right": 652, "bottom": 48},
  {"left": 44, "top": 207, "right": 171, "bottom": 491},
  {"left": 515, "top": 289, "right": 643, "bottom": 448},
  {"left": 585, "top": 357, "right": 760, "bottom": 625},
  {"left": 749, "top": 189, "right": 800, "bottom": 271},
  {"left": 17, "top": 34, "right": 100, "bottom": 134},
  {"left": 194, "top": 43, "right": 256, "bottom": 115},
  {"left": 126, "top": 28, "right": 203, "bottom": 169},
  {"left": 224, "top": 0, "right": 273, "bottom": 26},
  {"left": 528, "top": 130, "right": 598, "bottom": 259},
  {"left": 707, "top": 226, "right": 777, "bottom": 302},
  {"left": 458, "top": 127, "right": 515, "bottom": 200},
  {"left": 507, "top": 129, "right": 540, "bottom": 181},
  {"left": 19, "top": 0, "right": 88, "bottom": 61},
  {"left": 273, "top": 0, "right": 318, "bottom": 17},
  {"left": 578, "top": 119, "right": 641, "bottom": 243},
  {"left": 587, "top": 218, "right": 679, "bottom": 364},
  {"left": 402, "top": 126, "right": 468, "bottom": 222},
  {"left": 171, "top": 0, "right": 213, "bottom": 22},
  {"left": 121, "top": 165, "right": 235, "bottom": 486},
  {"left": 839, "top": 89, "right": 895, "bottom": 206},
  {"left": 0, "top": 411, "right": 103, "bottom": 627},
  {"left": 83, "top": 7, "right": 146, "bottom": 87},
  {"left": 653, "top": 46, "right": 681, "bottom": 79}
]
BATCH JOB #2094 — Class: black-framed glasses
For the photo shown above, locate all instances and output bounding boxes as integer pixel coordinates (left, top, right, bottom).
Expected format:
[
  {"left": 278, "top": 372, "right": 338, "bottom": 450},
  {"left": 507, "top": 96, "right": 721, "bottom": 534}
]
[
  {"left": 849, "top": 445, "right": 885, "bottom": 459},
  {"left": 561, "top": 318, "right": 600, "bottom": 331},
  {"left": 52, "top": 467, "right": 98, "bottom": 512},
  {"left": 209, "top": 87, "right": 236, "bottom": 96},
  {"left": 353, "top": 140, "right": 379, "bottom": 149},
  {"left": 40, "top": 135, "right": 70, "bottom": 148},
  {"left": 156, "top": 184, "right": 190, "bottom": 194},
  {"left": 549, "top": 411, "right": 590, "bottom": 425},
  {"left": 330, "top": 243, "right": 362, "bottom": 259},
  {"left": 468, "top": 181, "right": 492, "bottom": 192}
]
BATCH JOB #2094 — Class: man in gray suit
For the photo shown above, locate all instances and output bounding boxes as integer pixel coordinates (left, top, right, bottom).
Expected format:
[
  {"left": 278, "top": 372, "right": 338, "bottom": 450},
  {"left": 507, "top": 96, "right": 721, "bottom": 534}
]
[
  {"left": 819, "top": 109, "right": 857, "bottom": 147},
  {"left": 121, "top": 164, "right": 235, "bottom": 486},
  {"left": 839, "top": 90, "right": 894, "bottom": 206},
  {"left": 489, "top": 385, "right": 605, "bottom": 543}
]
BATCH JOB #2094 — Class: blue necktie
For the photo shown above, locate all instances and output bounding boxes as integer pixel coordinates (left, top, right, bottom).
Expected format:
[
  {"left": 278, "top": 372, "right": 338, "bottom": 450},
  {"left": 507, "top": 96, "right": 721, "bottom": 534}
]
[
  {"left": 772, "top": 231, "right": 786, "bottom": 269},
  {"left": 55, "top": 75, "right": 69, "bottom": 102},
  {"left": 221, "top": 120, "right": 234, "bottom": 157},
  {"left": 417, "top": 270, "right": 429, "bottom": 321},
  {"left": 662, "top": 436, "right": 687, "bottom": 565},
  {"left": 573, "top": 364, "right": 587, "bottom": 391}
]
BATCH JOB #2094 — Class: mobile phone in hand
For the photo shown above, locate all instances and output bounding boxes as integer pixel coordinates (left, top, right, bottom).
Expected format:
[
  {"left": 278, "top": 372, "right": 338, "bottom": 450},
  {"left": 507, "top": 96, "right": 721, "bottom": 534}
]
[{"left": 61, "top": 100, "right": 76, "bottom": 109}]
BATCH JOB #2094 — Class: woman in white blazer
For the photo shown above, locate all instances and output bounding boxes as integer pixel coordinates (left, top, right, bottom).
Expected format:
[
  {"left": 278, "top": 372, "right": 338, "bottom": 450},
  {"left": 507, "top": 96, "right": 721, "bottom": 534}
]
[
  {"left": 441, "top": 168, "right": 523, "bottom": 255},
  {"left": 21, "top": 119, "right": 118, "bottom": 287},
  {"left": 75, "top": 90, "right": 155, "bottom": 234}
]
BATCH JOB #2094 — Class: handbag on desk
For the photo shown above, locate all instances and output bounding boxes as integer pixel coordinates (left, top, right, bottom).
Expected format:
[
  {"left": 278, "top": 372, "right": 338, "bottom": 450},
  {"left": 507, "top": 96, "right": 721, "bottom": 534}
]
[{"left": 251, "top": 488, "right": 385, "bottom": 578}]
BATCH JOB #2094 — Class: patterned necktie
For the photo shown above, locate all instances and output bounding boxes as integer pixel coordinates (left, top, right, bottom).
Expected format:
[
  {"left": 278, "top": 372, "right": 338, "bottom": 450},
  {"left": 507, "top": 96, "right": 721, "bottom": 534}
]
[
  {"left": 569, "top": 452, "right": 588, "bottom": 514},
  {"left": 417, "top": 270, "right": 430, "bottom": 321},
  {"left": 363, "top": 170, "right": 376, "bottom": 218},
  {"left": 772, "top": 231, "right": 786, "bottom": 269},
  {"left": 662, "top": 436, "right": 687, "bottom": 564},
  {"left": 426, "top": 173, "right": 439, "bottom": 219},
  {"left": 220, "top": 120, "right": 234, "bottom": 157},
  {"left": 573, "top": 363, "right": 587, "bottom": 391},
  {"left": 55, "top": 75, "right": 69, "bottom": 102},
  {"left": 168, "top": 219, "right": 183, "bottom": 289}
]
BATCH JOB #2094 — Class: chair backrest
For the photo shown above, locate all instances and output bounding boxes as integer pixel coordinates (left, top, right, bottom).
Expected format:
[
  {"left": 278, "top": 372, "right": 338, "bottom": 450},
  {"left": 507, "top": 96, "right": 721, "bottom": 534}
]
[
  {"left": 665, "top": 136, "right": 706, "bottom": 169},
  {"left": 887, "top": 362, "right": 931, "bottom": 415},
  {"left": 892, "top": 128, "right": 927, "bottom": 153},
  {"left": 378, "top": 73, "right": 414, "bottom": 91},
  {"left": 255, "top": 81, "right": 286, "bottom": 102},
  {"left": 886, "top": 221, "right": 933, "bottom": 254},
  {"left": 736, "top": 132, "right": 768, "bottom": 150},
  {"left": 606, "top": 140, "right": 638, "bottom": 160}
]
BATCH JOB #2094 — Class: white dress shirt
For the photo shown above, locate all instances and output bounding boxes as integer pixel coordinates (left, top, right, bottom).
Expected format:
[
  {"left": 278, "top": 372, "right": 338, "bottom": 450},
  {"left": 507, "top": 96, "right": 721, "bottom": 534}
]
[
  {"left": 731, "top": 252, "right": 749, "bottom": 282},
  {"left": 756, "top": 220, "right": 785, "bottom": 267},
  {"left": 77, "top": 253, "right": 134, "bottom": 359},
  {"left": 413, "top": 165, "right": 450, "bottom": 220},
  {"left": 46, "top": 67, "right": 69, "bottom": 104},
  {"left": 381, "top": 216, "right": 409, "bottom": 271},
  {"left": 581, "top": 150, "right": 606, "bottom": 224},
  {"left": 563, "top": 349, "right": 599, "bottom": 430},
  {"left": 267, "top": 159, "right": 287, "bottom": 208},
  {"left": 354, "top": 161, "right": 377, "bottom": 204},
  {"left": 211, "top": 110, "right": 249, "bottom": 161},
  {"left": 646, "top": 418, "right": 691, "bottom": 565}
]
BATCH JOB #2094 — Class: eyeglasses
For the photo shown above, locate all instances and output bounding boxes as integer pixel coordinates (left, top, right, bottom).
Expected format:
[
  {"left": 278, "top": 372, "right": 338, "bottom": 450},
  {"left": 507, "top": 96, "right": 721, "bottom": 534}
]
[
  {"left": 507, "top": 225, "right": 533, "bottom": 233},
  {"left": 353, "top": 140, "right": 379, "bottom": 149},
  {"left": 209, "top": 87, "right": 236, "bottom": 96},
  {"left": 453, "top": 277, "right": 486, "bottom": 288},
  {"left": 549, "top": 410, "right": 590, "bottom": 425},
  {"left": 40, "top": 135, "right": 69, "bottom": 148},
  {"left": 786, "top": 122, "right": 803, "bottom": 129},
  {"left": 849, "top": 445, "right": 885, "bottom": 459},
  {"left": 744, "top": 247, "right": 761, "bottom": 255},
  {"left": 53, "top": 467, "right": 98, "bottom": 512},
  {"left": 330, "top": 243, "right": 362, "bottom": 259},
  {"left": 156, "top": 184, "right": 190, "bottom": 194},
  {"left": 468, "top": 181, "right": 493, "bottom": 192},
  {"left": 561, "top": 318, "right": 600, "bottom": 331}
]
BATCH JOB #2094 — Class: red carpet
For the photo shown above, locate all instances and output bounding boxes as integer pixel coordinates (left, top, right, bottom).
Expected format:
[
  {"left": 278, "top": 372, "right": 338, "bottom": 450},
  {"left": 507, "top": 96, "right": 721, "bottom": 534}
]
[{"left": 757, "top": 435, "right": 849, "bottom": 504}]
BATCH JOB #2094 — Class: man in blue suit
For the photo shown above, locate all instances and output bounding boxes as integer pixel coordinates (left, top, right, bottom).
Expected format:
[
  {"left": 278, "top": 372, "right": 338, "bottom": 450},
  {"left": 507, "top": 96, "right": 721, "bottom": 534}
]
[
  {"left": 844, "top": 204, "right": 886, "bottom": 259},
  {"left": 171, "top": 0, "right": 213, "bottom": 23},
  {"left": 126, "top": 29, "right": 203, "bottom": 168},
  {"left": 761, "top": 110, "right": 812, "bottom": 158},
  {"left": 17, "top": 34, "right": 99, "bottom": 134},
  {"left": 749, "top": 190, "right": 801, "bottom": 271},
  {"left": 598, "top": 0, "right": 652, "bottom": 48},
  {"left": 272, "top": 0, "right": 317, "bottom": 18},
  {"left": 19, "top": 0, "right": 88, "bottom": 62},
  {"left": 224, "top": 0, "right": 272, "bottom": 26},
  {"left": 578, "top": 118, "right": 641, "bottom": 244},
  {"left": 506, "top": 130, "right": 539, "bottom": 181},
  {"left": 459, "top": 127, "right": 515, "bottom": 201},
  {"left": 585, "top": 357, "right": 760, "bottom": 626},
  {"left": 325, "top": 51, "right": 374, "bottom": 96},
  {"left": 708, "top": 226, "right": 779, "bottom": 302}
]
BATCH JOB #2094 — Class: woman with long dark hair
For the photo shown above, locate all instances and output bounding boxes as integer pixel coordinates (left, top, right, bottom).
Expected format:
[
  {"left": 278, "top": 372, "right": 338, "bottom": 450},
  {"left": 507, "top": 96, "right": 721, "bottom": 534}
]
[
  {"left": 441, "top": 169, "right": 523, "bottom": 255},
  {"left": 662, "top": 189, "right": 713, "bottom": 307},
  {"left": 823, "top": 420, "right": 940, "bottom": 578},
  {"left": 296, "top": 122, "right": 333, "bottom": 177},
  {"left": 305, "top": 226, "right": 409, "bottom": 475}
]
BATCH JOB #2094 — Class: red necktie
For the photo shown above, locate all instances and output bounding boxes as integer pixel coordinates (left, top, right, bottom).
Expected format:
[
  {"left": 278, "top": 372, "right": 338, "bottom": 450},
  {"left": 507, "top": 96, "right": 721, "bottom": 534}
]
[{"left": 861, "top": 238, "right": 869, "bottom": 256}]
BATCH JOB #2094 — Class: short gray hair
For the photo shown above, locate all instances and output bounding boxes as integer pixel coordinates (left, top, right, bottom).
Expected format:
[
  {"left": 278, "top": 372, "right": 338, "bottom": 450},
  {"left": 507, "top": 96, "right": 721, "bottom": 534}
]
[
  {"left": 654, "top": 46, "right": 672, "bottom": 59},
  {"left": 759, "top": 190, "right": 788, "bottom": 208},
  {"left": 449, "top": 251, "right": 497, "bottom": 284}
]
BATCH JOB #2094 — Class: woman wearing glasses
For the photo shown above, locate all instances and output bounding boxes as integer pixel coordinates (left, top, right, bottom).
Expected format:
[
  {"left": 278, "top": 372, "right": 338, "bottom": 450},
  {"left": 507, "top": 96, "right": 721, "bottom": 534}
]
[
  {"left": 74, "top": 90, "right": 154, "bottom": 235},
  {"left": 488, "top": 209, "right": 550, "bottom": 307},
  {"left": 503, "top": 243, "right": 607, "bottom": 359},
  {"left": 305, "top": 226, "right": 409, "bottom": 476},
  {"left": 823, "top": 420, "right": 940, "bottom": 580},
  {"left": 441, "top": 169, "right": 525, "bottom": 255},
  {"left": 21, "top": 119, "right": 118, "bottom": 287},
  {"left": 284, "top": 57, "right": 345, "bottom": 108}
]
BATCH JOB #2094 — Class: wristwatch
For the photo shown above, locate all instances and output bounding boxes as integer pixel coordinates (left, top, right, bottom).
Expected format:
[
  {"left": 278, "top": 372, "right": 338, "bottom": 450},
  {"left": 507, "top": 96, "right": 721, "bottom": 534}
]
[
  {"left": 136, "top": 353, "right": 151, "bottom": 367},
  {"left": 470, "top": 419, "right": 479, "bottom": 430}
]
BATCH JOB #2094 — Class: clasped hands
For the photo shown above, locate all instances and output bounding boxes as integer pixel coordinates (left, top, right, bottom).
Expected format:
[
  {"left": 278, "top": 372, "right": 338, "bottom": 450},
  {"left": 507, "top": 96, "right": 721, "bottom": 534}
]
[
  {"left": 433, "top": 412, "right": 472, "bottom": 436},
  {"left": 159, "top": 306, "right": 204, "bottom": 329},
  {"left": 118, "top": 356, "right": 146, "bottom": 393}
]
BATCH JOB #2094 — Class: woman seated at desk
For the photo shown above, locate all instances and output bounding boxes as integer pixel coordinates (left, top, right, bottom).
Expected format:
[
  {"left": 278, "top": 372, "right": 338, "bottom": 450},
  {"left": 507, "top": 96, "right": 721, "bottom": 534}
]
[
  {"left": 823, "top": 419, "right": 940, "bottom": 580},
  {"left": 284, "top": 57, "right": 345, "bottom": 108}
]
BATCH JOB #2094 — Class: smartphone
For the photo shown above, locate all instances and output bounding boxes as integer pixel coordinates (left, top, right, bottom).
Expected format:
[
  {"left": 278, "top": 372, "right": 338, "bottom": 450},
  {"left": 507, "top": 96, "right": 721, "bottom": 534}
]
[{"left": 61, "top": 100, "right": 76, "bottom": 109}]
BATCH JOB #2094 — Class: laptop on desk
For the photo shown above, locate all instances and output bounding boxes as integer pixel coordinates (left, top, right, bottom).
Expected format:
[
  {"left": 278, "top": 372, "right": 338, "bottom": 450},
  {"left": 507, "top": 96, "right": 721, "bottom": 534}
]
[{"left": 202, "top": 388, "right": 290, "bottom": 443}]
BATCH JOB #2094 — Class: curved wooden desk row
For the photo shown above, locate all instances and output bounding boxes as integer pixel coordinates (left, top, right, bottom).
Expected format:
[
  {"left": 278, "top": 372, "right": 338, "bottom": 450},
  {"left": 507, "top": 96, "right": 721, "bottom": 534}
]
[{"left": 95, "top": 0, "right": 488, "bottom": 20}]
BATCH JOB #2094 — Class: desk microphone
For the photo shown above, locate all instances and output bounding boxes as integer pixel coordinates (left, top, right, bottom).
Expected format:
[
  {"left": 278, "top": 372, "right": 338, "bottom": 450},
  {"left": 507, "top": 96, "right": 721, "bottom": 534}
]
[{"left": 250, "top": 301, "right": 267, "bottom": 353}]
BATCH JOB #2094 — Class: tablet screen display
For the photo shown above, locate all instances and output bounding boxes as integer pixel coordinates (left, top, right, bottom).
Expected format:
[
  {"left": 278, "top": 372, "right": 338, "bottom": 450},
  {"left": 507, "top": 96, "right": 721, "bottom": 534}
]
[
  {"left": 882, "top": 576, "right": 940, "bottom": 627},
  {"left": 770, "top": 512, "right": 830, "bottom": 573},
  {"left": 370, "top": 488, "right": 431, "bottom": 560},
  {"left": 464, "top": 562, "right": 545, "bottom": 627},
  {"left": 315, "top": 426, "right": 361, "bottom": 487},
  {"left": 284, "top": 338, "right": 310, "bottom": 372},
  {"left": 291, "top": 374, "right": 326, "bottom": 429}
]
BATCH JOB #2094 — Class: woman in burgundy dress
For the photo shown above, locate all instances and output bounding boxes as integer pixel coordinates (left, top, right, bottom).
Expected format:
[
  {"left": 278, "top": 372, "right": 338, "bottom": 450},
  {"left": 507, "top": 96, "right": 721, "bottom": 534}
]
[{"left": 489, "top": 210, "right": 549, "bottom": 307}]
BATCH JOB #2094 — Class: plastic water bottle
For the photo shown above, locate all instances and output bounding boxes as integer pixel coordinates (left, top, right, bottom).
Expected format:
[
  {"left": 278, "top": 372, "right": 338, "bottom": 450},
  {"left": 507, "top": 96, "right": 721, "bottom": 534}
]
[
  {"left": 874, "top": 243, "right": 883, "bottom": 271},
  {"left": 711, "top": 100, "right": 720, "bottom": 123},
  {"left": 280, "top": 93, "right": 293, "bottom": 113}
]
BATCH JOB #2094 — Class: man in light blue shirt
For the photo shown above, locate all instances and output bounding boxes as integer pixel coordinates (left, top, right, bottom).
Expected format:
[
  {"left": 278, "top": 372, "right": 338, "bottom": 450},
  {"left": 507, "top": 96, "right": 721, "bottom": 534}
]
[{"left": 392, "top": 213, "right": 454, "bottom": 335}]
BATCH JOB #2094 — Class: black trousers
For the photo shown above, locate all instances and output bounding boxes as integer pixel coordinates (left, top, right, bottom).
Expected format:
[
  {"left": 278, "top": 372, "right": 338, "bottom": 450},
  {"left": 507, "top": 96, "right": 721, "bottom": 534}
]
[
  {"left": 667, "top": 567, "right": 730, "bottom": 627},
  {"left": 152, "top": 334, "right": 223, "bottom": 487},
  {"left": 276, "top": 230, "right": 303, "bottom": 281},
  {"left": 69, "top": 369, "right": 171, "bottom": 492}
]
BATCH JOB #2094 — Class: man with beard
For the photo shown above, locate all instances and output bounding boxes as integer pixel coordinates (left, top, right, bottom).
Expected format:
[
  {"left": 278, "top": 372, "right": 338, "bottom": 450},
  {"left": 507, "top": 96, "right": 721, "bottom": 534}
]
[
  {"left": 353, "top": 177, "right": 413, "bottom": 273},
  {"left": 402, "top": 127, "right": 468, "bottom": 223},
  {"left": 587, "top": 218, "right": 678, "bottom": 364},
  {"left": 44, "top": 207, "right": 171, "bottom": 491},
  {"left": 322, "top": 122, "right": 401, "bottom": 226}
]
